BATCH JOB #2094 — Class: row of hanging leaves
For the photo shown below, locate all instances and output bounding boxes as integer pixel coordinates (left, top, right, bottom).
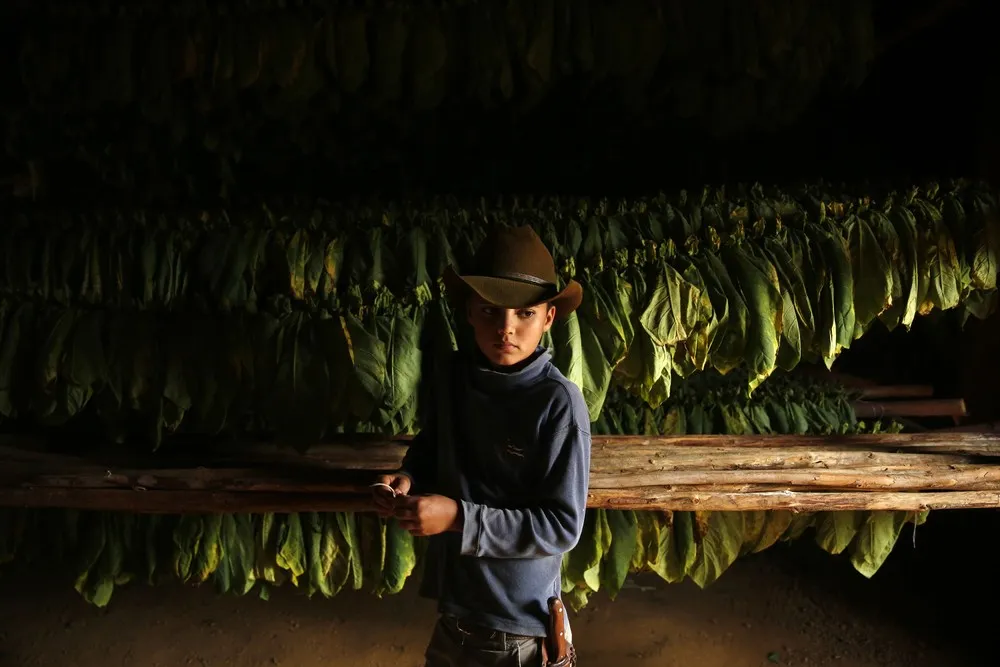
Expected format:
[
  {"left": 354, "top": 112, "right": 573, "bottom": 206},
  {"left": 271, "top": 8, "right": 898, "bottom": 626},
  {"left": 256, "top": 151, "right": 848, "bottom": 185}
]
[
  {"left": 6, "top": 0, "right": 876, "bottom": 200},
  {"left": 0, "top": 368, "right": 916, "bottom": 609},
  {"left": 1, "top": 181, "right": 997, "bottom": 447},
  {"left": 15, "top": 0, "right": 874, "bottom": 129}
]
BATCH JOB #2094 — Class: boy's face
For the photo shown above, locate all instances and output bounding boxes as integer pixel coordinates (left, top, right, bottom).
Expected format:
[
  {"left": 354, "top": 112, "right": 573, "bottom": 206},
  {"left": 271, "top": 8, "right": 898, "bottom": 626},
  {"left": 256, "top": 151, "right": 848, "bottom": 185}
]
[{"left": 466, "top": 295, "right": 556, "bottom": 367}]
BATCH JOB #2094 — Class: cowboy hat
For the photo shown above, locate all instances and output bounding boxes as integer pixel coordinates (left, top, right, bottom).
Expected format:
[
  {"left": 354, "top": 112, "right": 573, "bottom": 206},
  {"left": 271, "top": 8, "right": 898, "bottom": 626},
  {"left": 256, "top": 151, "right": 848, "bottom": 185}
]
[{"left": 442, "top": 225, "right": 583, "bottom": 319}]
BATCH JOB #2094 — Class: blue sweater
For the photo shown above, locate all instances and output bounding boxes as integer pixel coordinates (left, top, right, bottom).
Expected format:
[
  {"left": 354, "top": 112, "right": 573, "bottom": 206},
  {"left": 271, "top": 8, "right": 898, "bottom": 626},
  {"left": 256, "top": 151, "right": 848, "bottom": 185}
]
[{"left": 398, "top": 347, "right": 592, "bottom": 637}]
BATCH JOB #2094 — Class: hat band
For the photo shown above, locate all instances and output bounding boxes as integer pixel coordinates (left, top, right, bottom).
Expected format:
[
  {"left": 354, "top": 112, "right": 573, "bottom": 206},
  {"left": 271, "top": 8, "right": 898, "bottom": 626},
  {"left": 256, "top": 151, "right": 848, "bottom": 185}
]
[{"left": 491, "top": 270, "right": 556, "bottom": 288}]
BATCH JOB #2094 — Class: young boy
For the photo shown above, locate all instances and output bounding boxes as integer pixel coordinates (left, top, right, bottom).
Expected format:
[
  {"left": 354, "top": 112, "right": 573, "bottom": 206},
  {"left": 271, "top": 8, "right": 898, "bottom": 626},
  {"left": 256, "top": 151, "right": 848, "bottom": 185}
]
[{"left": 372, "top": 225, "right": 591, "bottom": 667}]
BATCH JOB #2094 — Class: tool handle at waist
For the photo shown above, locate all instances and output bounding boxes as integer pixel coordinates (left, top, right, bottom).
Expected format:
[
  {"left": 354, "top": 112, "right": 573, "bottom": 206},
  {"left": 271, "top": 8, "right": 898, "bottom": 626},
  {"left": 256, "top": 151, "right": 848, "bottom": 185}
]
[{"left": 543, "top": 597, "right": 574, "bottom": 666}]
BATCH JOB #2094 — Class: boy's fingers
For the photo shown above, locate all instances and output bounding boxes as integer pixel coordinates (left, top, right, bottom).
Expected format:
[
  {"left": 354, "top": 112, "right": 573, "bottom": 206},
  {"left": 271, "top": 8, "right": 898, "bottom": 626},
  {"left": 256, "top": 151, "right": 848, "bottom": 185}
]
[
  {"left": 392, "top": 504, "right": 418, "bottom": 519},
  {"left": 398, "top": 519, "right": 422, "bottom": 533}
]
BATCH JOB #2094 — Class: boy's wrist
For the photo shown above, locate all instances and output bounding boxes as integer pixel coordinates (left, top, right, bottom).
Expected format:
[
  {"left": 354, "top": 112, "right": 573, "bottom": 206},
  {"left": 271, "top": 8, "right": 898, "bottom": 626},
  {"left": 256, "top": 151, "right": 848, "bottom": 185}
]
[{"left": 449, "top": 499, "right": 464, "bottom": 533}]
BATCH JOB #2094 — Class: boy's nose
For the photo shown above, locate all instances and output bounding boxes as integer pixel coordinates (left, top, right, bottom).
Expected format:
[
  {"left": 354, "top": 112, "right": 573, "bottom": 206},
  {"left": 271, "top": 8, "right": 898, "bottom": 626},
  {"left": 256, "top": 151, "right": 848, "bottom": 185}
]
[{"left": 498, "top": 311, "right": 517, "bottom": 334}]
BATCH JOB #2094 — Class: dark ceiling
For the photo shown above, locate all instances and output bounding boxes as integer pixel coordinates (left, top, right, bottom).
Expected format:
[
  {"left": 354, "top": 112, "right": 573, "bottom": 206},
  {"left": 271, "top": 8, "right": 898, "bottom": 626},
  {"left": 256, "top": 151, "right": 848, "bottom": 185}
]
[{"left": 0, "top": 0, "right": 995, "bottom": 204}]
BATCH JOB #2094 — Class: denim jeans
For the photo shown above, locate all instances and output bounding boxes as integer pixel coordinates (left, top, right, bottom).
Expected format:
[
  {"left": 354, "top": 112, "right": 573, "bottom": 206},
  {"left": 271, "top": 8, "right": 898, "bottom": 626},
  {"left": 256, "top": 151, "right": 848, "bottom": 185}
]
[{"left": 423, "top": 615, "right": 543, "bottom": 667}]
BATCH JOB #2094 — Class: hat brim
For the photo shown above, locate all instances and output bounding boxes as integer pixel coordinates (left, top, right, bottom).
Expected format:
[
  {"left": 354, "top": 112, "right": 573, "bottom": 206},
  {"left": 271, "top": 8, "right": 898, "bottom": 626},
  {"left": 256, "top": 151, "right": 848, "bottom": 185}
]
[{"left": 442, "top": 266, "right": 583, "bottom": 319}]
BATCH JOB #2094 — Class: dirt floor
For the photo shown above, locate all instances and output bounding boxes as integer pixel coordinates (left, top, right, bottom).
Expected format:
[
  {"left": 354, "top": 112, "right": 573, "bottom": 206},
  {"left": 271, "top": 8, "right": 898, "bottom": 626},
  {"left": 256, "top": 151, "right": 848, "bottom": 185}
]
[{"left": 0, "top": 513, "right": 994, "bottom": 667}]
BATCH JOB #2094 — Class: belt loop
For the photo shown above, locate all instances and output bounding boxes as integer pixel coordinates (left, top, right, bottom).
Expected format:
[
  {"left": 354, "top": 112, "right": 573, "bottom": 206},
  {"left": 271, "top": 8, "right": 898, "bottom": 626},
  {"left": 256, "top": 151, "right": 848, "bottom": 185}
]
[{"left": 454, "top": 617, "right": 469, "bottom": 647}]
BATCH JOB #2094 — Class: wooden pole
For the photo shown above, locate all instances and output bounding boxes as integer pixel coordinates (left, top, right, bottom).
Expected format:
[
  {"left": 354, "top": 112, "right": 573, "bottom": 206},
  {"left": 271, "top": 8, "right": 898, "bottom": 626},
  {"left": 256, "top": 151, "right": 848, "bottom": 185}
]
[
  {"left": 588, "top": 465, "right": 1000, "bottom": 491},
  {"left": 0, "top": 489, "right": 375, "bottom": 514},
  {"left": 588, "top": 489, "right": 1000, "bottom": 512},
  {"left": 3, "top": 432, "right": 1000, "bottom": 513},
  {"left": 6, "top": 432, "right": 1000, "bottom": 468},
  {"left": 1, "top": 487, "right": 997, "bottom": 514},
  {"left": 858, "top": 385, "right": 935, "bottom": 400},
  {"left": 853, "top": 398, "right": 968, "bottom": 419},
  {"left": 589, "top": 447, "right": 972, "bottom": 470},
  {"left": 588, "top": 433, "right": 1000, "bottom": 456}
]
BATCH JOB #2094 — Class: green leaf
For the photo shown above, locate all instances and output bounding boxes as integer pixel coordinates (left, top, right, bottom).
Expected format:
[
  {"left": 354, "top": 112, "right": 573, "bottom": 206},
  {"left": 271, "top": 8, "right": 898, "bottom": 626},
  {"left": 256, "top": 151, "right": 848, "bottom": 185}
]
[
  {"left": 276, "top": 513, "right": 307, "bottom": 586},
  {"left": 325, "top": 513, "right": 352, "bottom": 595},
  {"left": 818, "top": 228, "right": 855, "bottom": 357},
  {"left": 615, "top": 326, "right": 671, "bottom": 408},
  {"left": 813, "top": 511, "right": 864, "bottom": 555},
  {"left": 600, "top": 510, "right": 637, "bottom": 601},
  {"left": 304, "top": 512, "right": 332, "bottom": 598},
  {"left": 846, "top": 214, "right": 891, "bottom": 339},
  {"left": 343, "top": 313, "right": 387, "bottom": 422},
  {"left": 191, "top": 514, "right": 223, "bottom": 584},
  {"left": 342, "top": 512, "right": 364, "bottom": 591},
  {"left": 228, "top": 514, "right": 257, "bottom": 596},
  {"left": 915, "top": 199, "right": 962, "bottom": 315},
  {"left": 745, "top": 510, "right": 793, "bottom": 553},
  {"left": 562, "top": 510, "right": 603, "bottom": 595},
  {"left": 639, "top": 258, "right": 704, "bottom": 348},
  {"left": 380, "top": 310, "right": 423, "bottom": 415},
  {"left": 358, "top": 514, "right": 386, "bottom": 594},
  {"left": 880, "top": 205, "right": 920, "bottom": 330},
  {"left": 696, "top": 251, "right": 746, "bottom": 374},
  {"left": 850, "top": 511, "right": 908, "bottom": 578},
  {"left": 721, "top": 246, "right": 781, "bottom": 392},
  {"left": 379, "top": 518, "right": 416, "bottom": 596},
  {"left": 552, "top": 309, "right": 613, "bottom": 422},
  {"left": 172, "top": 515, "right": 204, "bottom": 583}
]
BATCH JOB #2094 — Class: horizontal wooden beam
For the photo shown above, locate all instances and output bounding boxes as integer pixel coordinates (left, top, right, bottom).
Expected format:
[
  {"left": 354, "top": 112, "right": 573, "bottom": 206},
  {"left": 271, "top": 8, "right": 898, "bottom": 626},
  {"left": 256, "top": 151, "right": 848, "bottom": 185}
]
[
  {"left": 589, "top": 489, "right": 1000, "bottom": 512},
  {"left": 6, "top": 432, "right": 1000, "bottom": 470},
  {"left": 588, "top": 433, "right": 1000, "bottom": 456},
  {"left": 2, "top": 487, "right": 997, "bottom": 514},
  {"left": 0, "top": 488, "right": 376, "bottom": 514},
  {"left": 589, "top": 465, "right": 1000, "bottom": 491},
  {"left": 858, "top": 384, "right": 934, "bottom": 400},
  {"left": 3, "top": 432, "right": 1000, "bottom": 513},
  {"left": 852, "top": 398, "right": 967, "bottom": 419}
]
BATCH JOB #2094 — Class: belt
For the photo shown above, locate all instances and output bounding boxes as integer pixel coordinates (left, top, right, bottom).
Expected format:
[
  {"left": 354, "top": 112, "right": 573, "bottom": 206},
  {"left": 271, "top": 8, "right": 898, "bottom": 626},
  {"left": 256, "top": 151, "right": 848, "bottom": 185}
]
[{"left": 441, "top": 614, "right": 538, "bottom": 643}]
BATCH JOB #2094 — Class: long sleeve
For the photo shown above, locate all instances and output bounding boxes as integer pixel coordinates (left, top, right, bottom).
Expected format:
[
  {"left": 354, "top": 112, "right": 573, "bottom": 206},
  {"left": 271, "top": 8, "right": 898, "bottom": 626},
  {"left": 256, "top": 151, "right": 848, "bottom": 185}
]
[
  {"left": 398, "top": 417, "right": 437, "bottom": 495},
  {"left": 459, "top": 390, "right": 591, "bottom": 560}
]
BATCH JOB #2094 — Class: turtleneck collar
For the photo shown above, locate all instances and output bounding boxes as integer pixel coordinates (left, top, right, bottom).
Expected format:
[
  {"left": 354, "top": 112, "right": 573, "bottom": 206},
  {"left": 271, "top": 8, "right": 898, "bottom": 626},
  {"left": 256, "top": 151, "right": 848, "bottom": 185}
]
[{"left": 466, "top": 346, "right": 552, "bottom": 395}]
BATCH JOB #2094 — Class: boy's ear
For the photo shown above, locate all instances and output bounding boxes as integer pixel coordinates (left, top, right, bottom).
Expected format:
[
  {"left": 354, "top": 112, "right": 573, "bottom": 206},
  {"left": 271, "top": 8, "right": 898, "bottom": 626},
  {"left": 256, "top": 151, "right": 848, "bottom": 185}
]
[{"left": 543, "top": 304, "right": 556, "bottom": 331}]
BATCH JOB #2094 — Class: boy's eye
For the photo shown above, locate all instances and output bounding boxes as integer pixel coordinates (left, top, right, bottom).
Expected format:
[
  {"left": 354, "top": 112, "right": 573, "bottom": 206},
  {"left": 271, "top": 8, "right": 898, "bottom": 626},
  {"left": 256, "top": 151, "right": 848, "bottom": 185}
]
[{"left": 517, "top": 310, "right": 535, "bottom": 319}]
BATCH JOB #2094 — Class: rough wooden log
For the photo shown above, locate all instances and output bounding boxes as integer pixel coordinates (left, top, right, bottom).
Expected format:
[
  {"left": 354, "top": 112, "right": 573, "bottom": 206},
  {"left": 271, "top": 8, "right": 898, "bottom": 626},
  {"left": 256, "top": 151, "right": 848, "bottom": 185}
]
[
  {"left": 6, "top": 433, "right": 1000, "bottom": 470},
  {"left": 3, "top": 433, "right": 1000, "bottom": 513},
  {"left": 149, "top": 432, "right": 1000, "bottom": 463},
  {"left": 589, "top": 447, "right": 973, "bottom": 470},
  {"left": 589, "top": 489, "right": 1000, "bottom": 512},
  {"left": 858, "top": 385, "right": 935, "bottom": 400},
  {"left": 853, "top": 398, "right": 968, "bottom": 419},
  {"left": 9, "top": 461, "right": 1000, "bottom": 496},
  {"left": 0, "top": 489, "right": 375, "bottom": 514},
  {"left": 2, "top": 487, "right": 997, "bottom": 514},
  {"left": 589, "top": 465, "right": 1000, "bottom": 491},
  {"left": 589, "top": 433, "right": 1000, "bottom": 456},
  {"left": 1, "top": 447, "right": 981, "bottom": 492},
  {"left": 0, "top": 468, "right": 372, "bottom": 495}
]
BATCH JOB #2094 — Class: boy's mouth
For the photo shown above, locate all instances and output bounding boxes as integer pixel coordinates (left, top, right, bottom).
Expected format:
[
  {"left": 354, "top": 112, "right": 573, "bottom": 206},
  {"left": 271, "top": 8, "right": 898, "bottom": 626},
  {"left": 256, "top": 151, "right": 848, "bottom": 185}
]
[{"left": 495, "top": 342, "right": 518, "bottom": 352}]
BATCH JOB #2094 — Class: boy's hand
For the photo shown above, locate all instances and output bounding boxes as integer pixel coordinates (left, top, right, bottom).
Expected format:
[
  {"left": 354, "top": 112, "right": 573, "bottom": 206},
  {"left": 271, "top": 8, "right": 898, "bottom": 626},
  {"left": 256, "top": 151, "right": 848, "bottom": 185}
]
[
  {"left": 393, "top": 495, "right": 462, "bottom": 537},
  {"left": 371, "top": 474, "right": 411, "bottom": 517}
]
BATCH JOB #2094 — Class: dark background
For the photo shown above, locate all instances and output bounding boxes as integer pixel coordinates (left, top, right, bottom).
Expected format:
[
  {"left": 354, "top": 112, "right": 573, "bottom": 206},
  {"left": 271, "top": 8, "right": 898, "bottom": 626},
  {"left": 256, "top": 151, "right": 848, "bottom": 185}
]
[
  {"left": 1, "top": 0, "right": 998, "bottom": 204},
  {"left": 1, "top": 1, "right": 999, "bottom": 661}
]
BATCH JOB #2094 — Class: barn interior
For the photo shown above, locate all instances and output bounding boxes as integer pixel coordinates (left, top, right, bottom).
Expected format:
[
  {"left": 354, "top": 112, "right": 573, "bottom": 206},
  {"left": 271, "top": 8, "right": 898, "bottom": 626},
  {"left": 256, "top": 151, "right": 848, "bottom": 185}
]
[{"left": 1, "top": 1, "right": 999, "bottom": 666}]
